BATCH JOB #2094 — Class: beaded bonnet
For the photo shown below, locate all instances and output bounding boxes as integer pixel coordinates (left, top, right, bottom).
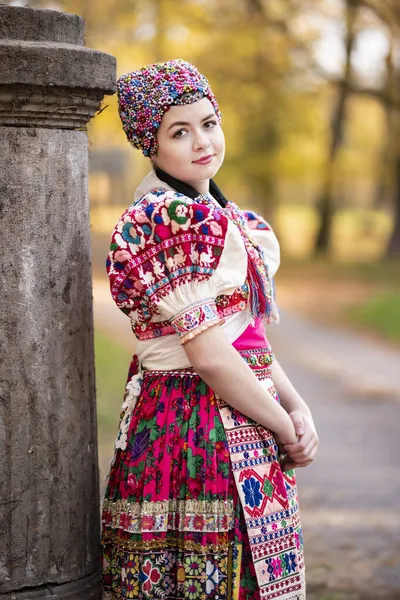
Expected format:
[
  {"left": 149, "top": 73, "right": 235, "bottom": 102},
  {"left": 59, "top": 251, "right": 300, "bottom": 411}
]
[{"left": 117, "top": 59, "right": 222, "bottom": 157}]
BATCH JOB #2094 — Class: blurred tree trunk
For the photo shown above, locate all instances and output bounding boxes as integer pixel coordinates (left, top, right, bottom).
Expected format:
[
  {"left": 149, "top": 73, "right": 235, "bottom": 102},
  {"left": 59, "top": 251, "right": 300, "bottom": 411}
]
[
  {"left": 246, "top": 0, "right": 278, "bottom": 213},
  {"left": 385, "top": 63, "right": 400, "bottom": 256},
  {"left": 373, "top": 36, "right": 395, "bottom": 210},
  {"left": 383, "top": 33, "right": 400, "bottom": 256},
  {"left": 387, "top": 154, "right": 400, "bottom": 255},
  {"left": 314, "top": 0, "right": 357, "bottom": 255},
  {"left": 358, "top": 0, "right": 400, "bottom": 256}
]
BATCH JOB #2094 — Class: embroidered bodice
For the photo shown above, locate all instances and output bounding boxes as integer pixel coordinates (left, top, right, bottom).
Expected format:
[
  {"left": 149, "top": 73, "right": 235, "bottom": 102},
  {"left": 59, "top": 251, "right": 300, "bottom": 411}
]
[{"left": 106, "top": 170, "right": 280, "bottom": 344}]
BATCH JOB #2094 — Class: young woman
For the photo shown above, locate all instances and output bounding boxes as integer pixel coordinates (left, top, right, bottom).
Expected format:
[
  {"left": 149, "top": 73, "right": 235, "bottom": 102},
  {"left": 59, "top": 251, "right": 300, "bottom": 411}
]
[{"left": 102, "top": 59, "right": 318, "bottom": 600}]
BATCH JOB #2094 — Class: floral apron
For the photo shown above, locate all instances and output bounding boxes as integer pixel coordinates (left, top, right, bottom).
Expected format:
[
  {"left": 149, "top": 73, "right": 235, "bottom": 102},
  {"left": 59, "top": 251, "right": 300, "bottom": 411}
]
[{"left": 101, "top": 318, "right": 305, "bottom": 599}]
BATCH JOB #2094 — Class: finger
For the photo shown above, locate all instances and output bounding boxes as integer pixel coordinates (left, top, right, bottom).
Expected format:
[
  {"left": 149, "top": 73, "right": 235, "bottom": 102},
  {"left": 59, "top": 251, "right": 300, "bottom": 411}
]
[
  {"left": 292, "top": 418, "right": 305, "bottom": 437},
  {"left": 284, "top": 423, "right": 315, "bottom": 450},
  {"left": 290, "top": 442, "right": 319, "bottom": 464},
  {"left": 292, "top": 447, "right": 318, "bottom": 465},
  {"left": 284, "top": 433, "right": 318, "bottom": 456},
  {"left": 288, "top": 411, "right": 306, "bottom": 435},
  {"left": 291, "top": 450, "right": 314, "bottom": 463},
  {"left": 283, "top": 435, "right": 312, "bottom": 456},
  {"left": 292, "top": 454, "right": 315, "bottom": 466},
  {"left": 295, "top": 459, "right": 314, "bottom": 468},
  {"left": 281, "top": 455, "right": 297, "bottom": 472},
  {"left": 283, "top": 454, "right": 315, "bottom": 470},
  {"left": 286, "top": 439, "right": 318, "bottom": 461},
  {"left": 276, "top": 441, "right": 287, "bottom": 457}
]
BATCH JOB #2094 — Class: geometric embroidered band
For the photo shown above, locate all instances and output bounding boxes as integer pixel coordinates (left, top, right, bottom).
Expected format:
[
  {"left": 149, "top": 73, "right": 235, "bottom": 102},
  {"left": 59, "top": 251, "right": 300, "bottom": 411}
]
[{"left": 102, "top": 498, "right": 235, "bottom": 534}]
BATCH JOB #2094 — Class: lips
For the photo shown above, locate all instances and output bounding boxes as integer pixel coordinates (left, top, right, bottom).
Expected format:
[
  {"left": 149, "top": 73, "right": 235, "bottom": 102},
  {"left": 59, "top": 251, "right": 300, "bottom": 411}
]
[{"left": 193, "top": 154, "right": 214, "bottom": 164}]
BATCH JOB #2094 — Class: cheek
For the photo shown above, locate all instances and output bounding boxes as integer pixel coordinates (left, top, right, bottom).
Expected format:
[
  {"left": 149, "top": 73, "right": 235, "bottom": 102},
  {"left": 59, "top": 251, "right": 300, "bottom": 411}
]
[
  {"left": 213, "top": 128, "right": 225, "bottom": 153},
  {"left": 157, "top": 144, "right": 178, "bottom": 168},
  {"left": 157, "top": 142, "right": 193, "bottom": 176},
  {"left": 163, "top": 140, "right": 190, "bottom": 162},
  {"left": 168, "top": 148, "right": 191, "bottom": 172},
  {"left": 175, "top": 142, "right": 195, "bottom": 169},
  {"left": 214, "top": 136, "right": 225, "bottom": 160}
]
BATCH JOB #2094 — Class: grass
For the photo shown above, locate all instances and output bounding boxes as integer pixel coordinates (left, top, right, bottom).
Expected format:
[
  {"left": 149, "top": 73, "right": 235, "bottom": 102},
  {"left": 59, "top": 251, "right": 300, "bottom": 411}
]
[
  {"left": 95, "top": 329, "right": 131, "bottom": 446},
  {"left": 347, "top": 290, "right": 400, "bottom": 342}
]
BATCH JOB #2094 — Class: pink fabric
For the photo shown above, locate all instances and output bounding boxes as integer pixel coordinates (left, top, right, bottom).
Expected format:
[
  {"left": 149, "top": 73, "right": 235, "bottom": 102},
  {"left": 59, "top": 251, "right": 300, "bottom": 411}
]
[{"left": 232, "top": 317, "right": 269, "bottom": 352}]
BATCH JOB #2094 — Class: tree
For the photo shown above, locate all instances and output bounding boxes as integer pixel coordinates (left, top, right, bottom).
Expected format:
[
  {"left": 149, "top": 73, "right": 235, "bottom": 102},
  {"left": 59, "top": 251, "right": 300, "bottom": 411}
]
[
  {"left": 314, "top": 0, "right": 357, "bottom": 254},
  {"left": 364, "top": 1, "right": 400, "bottom": 257},
  {"left": 315, "top": 0, "right": 400, "bottom": 257}
]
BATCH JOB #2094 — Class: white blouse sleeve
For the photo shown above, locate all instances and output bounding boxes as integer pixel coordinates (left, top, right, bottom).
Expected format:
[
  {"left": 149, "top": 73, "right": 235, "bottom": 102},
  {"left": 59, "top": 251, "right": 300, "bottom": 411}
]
[
  {"left": 244, "top": 211, "right": 280, "bottom": 277},
  {"left": 158, "top": 219, "right": 247, "bottom": 342}
]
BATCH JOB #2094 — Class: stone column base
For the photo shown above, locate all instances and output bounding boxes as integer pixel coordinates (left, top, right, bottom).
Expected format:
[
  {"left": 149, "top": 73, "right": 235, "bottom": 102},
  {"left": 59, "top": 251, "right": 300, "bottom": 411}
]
[{"left": 0, "top": 570, "right": 102, "bottom": 599}]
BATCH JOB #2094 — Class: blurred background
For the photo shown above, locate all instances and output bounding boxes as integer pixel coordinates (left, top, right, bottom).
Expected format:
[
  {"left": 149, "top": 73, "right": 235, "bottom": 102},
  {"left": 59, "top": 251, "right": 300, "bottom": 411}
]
[{"left": 5, "top": 0, "right": 400, "bottom": 597}]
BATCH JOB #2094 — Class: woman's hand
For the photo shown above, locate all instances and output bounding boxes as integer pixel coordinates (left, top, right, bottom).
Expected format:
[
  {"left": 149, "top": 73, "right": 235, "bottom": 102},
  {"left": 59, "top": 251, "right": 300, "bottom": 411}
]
[
  {"left": 283, "top": 411, "right": 319, "bottom": 468},
  {"left": 268, "top": 359, "right": 319, "bottom": 471}
]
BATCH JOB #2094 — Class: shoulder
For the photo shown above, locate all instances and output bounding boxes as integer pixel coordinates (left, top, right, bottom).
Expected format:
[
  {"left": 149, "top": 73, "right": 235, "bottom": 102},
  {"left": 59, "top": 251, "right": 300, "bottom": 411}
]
[
  {"left": 131, "top": 188, "right": 215, "bottom": 219},
  {"left": 106, "top": 189, "right": 245, "bottom": 317},
  {"left": 242, "top": 209, "right": 273, "bottom": 231},
  {"left": 112, "top": 189, "right": 228, "bottom": 250}
]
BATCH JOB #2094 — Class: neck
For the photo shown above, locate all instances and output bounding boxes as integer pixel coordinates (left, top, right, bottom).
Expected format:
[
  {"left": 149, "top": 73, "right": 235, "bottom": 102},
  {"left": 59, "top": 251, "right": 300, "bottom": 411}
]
[
  {"left": 189, "top": 179, "right": 209, "bottom": 196},
  {"left": 153, "top": 166, "right": 227, "bottom": 207}
]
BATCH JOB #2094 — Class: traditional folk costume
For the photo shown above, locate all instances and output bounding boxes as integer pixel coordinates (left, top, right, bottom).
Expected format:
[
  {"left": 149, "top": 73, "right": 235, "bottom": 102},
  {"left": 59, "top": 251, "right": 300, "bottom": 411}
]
[{"left": 101, "top": 60, "right": 305, "bottom": 600}]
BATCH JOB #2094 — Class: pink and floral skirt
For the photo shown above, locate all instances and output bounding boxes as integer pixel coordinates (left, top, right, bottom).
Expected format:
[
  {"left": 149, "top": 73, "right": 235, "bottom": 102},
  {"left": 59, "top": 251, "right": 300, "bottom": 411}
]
[{"left": 101, "top": 347, "right": 304, "bottom": 599}]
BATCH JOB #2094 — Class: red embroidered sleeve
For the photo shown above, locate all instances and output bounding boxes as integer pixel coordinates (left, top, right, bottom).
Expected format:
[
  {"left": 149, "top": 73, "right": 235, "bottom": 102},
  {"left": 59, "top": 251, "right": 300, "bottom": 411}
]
[{"left": 106, "top": 191, "right": 230, "bottom": 341}]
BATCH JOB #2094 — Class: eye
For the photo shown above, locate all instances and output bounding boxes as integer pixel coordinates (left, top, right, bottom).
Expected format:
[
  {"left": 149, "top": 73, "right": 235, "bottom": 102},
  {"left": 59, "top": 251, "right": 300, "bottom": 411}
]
[
  {"left": 173, "top": 128, "right": 187, "bottom": 139},
  {"left": 204, "top": 120, "right": 217, "bottom": 129}
]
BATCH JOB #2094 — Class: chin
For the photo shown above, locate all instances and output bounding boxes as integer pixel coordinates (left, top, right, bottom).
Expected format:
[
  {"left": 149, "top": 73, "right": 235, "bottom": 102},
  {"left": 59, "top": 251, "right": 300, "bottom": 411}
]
[
  {"left": 208, "top": 162, "right": 222, "bottom": 179},
  {"left": 192, "top": 161, "right": 221, "bottom": 178}
]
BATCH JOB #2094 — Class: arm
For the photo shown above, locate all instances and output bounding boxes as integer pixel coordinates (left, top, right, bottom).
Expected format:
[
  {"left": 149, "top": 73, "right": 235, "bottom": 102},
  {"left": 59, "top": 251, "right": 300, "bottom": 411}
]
[
  {"left": 270, "top": 358, "right": 312, "bottom": 418},
  {"left": 270, "top": 358, "right": 319, "bottom": 467},
  {"left": 184, "top": 325, "right": 298, "bottom": 445}
]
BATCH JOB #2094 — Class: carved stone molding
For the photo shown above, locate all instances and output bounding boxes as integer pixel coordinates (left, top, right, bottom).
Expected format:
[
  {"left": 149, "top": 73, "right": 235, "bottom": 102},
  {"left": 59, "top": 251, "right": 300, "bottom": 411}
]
[
  {"left": 0, "top": 6, "right": 116, "bottom": 129},
  {"left": 0, "top": 84, "right": 105, "bottom": 128}
]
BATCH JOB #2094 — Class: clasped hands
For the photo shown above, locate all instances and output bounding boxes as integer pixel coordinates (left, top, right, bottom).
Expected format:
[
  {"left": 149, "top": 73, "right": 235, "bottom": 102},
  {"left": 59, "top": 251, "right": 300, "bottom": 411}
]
[{"left": 277, "top": 411, "right": 319, "bottom": 472}]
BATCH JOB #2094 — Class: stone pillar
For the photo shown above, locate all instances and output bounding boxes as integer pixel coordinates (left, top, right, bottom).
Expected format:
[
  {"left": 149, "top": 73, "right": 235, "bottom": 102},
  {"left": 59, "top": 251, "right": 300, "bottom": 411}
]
[{"left": 0, "top": 6, "right": 115, "bottom": 598}]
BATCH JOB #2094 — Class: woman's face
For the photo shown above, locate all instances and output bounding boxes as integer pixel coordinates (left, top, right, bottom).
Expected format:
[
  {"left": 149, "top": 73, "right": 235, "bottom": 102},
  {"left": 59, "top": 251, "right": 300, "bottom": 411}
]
[{"left": 151, "top": 97, "right": 225, "bottom": 193}]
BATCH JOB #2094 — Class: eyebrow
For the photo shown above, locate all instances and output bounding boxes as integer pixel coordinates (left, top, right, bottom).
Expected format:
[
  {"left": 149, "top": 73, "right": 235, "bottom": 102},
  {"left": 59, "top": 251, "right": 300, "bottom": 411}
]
[{"left": 167, "top": 113, "right": 216, "bottom": 131}]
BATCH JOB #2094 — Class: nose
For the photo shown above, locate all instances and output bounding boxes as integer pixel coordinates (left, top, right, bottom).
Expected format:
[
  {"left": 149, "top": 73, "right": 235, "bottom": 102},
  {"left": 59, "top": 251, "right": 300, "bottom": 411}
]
[{"left": 193, "top": 128, "right": 211, "bottom": 150}]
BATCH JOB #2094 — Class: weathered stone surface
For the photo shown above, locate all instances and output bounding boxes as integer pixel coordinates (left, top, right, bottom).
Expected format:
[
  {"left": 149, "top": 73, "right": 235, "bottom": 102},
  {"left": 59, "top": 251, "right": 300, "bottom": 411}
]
[
  {"left": 0, "top": 5, "right": 84, "bottom": 44},
  {"left": 0, "top": 84, "right": 105, "bottom": 129},
  {"left": 0, "top": 40, "right": 116, "bottom": 91},
  {"left": 0, "top": 128, "right": 101, "bottom": 595},
  {"left": 0, "top": 5, "right": 116, "bottom": 598},
  {"left": 0, "top": 570, "right": 101, "bottom": 599},
  {"left": 0, "top": 6, "right": 116, "bottom": 128}
]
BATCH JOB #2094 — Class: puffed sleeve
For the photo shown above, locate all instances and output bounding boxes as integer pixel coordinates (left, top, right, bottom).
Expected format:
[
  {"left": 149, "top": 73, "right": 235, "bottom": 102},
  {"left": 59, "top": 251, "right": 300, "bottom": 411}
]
[
  {"left": 106, "top": 190, "right": 247, "bottom": 343},
  {"left": 243, "top": 210, "right": 280, "bottom": 277}
]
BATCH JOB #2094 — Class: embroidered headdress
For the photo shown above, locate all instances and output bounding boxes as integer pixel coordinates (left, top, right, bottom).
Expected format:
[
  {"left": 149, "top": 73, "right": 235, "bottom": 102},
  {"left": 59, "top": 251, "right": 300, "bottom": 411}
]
[{"left": 117, "top": 59, "right": 221, "bottom": 157}]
